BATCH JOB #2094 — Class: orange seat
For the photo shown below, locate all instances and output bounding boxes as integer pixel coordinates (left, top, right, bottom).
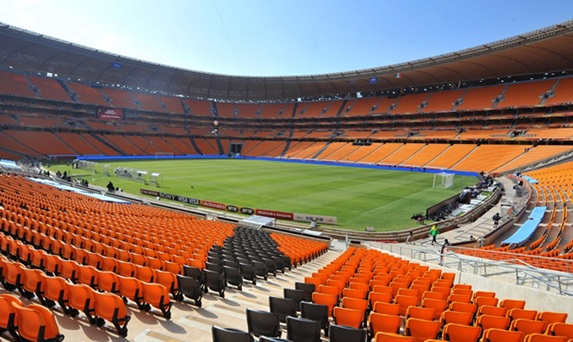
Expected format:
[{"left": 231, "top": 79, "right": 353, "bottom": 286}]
[
  {"left": 93, "top": 291, "right": 131, "bottom": 337},
  {"left": 135, "top": 265, "right": 156, "bottom": 283},
  {"left": 369, "top": 312, "right": 402, "bottom": 335},
  {"left": 507, "top": 308, "right": 538, "bottom": 321},
  {"left": 41, "top": 273, "right": 71, "bottom": 314},
  {"left": 369, "top": 291, "right": 393, "bottom": 307},
  {"left": 312, "top": 292, "right": 337, "bottom": 317},
  {"left": 77, "top": 265, "right": 99, "bottom": 289},
  {"left": 374, "top": 332, "right": 414, "bottom": 342},
  {"left": 405, "top": 317, "right": 441, "bottom": 342},
  {"left": 156, "top": 270, "right": 180, "bottom": 298},
  {"left": 60, "top": 259, "right": 80, "bottom": 283},
  {"left": 395, "top": 294, "right": 419, "bottom": 316},
  {"left": 509, "top": 318, "right": 546, "bottom": 335},
  {"left": 68, "top": 282, "right": 97, "bottom": 323},
  {"left": 333, "top": 306, "right": 363, "bottom": 329},
  {"left": 118, "top": 275, "right": 145, "bottom": 309},
  {"left": 441, "top": 323, "right": 481, "bottom": 342},
  {"left": 373, "top": 302, "right": 401, "bottom": 316},
  {"left": 440, "top": 309, "right": 473, "bottom": 327},
  {"left": 449, "top": 301, "right": 477, "bottom": 316},
  {"left": 12, "top": 302, "right": 64, "bottom": 342},
  {"left": 474, "top": 296, "right": 499, "bottom": 308},
  {"left": 97, "top": 270, "right": 121, "bottom": 295},
  {"left": 500, "top": 299, "right": 526, "bottom": 310},
  {"left": 0, "top": 295, "right": 20, "bottom": 341},
  {"left": 476, "top": 314, "right": 511, "bottom": 331},
  {"left": 480, "top": 328, "right": 524, "bottom": 342},
  {"left": 343, "top": 287, "right": 368, "bottom": 299},
  {"left": 21, "top": 267, "right": 46, "bottom": 302},
  {"left": 406, "top": 306, "right": 435, "bottom": 321},
  {"left": 545, "top": 322, "right": 573, "bottom": 339},
  {"left": 421, "top": 298, "right": 448, "bottom": 320},
  {"left": 44, "top": 254, "right": 63, "bottom": 275},
  {"left": 141, "top": 282, "right": 173, "bottom": 319},
  {"left": 478, "top": 305, "right": 508, "bottom": 317},
  {"left": 536, "top": 311, "right": 568, "bottom": 325},
  {"left": 523, "top": 333, "right": 568, "bottom": 342}
]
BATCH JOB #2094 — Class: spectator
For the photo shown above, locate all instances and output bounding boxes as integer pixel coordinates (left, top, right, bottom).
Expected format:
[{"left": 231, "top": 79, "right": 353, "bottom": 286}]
[
  {"left": 430, "top": 225, "right": 439, "bottom": 245},
  {"left": 107, "top": 181, "right": 115, "bottom": 192},
  {"left": 492, "top": 212, "right": 501, "bottom": 226},
  {"left": 440, "top": 239, "right": 451, "bottom": 266}
]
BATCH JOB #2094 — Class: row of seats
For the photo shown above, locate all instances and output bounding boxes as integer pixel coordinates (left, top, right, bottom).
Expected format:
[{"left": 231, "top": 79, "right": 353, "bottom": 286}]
[{"left": 3, "top": 69, "right": 573, "bottom": 117}]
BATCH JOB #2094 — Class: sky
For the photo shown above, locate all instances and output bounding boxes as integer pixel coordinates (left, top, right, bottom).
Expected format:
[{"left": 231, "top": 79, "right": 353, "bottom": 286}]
[{"left": 0, "top": 0, "right": 572, "bottom": 77}]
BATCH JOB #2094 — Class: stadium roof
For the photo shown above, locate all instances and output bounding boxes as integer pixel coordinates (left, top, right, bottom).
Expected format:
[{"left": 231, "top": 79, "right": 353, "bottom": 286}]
[{"left": 1, "top": 20, "right": 573, "bottom": 102}]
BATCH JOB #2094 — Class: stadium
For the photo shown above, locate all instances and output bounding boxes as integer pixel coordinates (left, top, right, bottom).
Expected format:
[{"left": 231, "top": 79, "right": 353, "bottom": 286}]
[{"left": 1, "top": 10, "right": 573, "bottom": 342}]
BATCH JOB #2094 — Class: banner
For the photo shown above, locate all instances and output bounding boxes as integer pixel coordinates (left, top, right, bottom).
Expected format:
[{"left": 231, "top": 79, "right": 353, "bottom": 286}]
[
  {"left": 293, "top": 213, "right": 337, "bottom": 225},
  {"left": 97, "top": 108, "right": 124, "bottom": 121},
  {"left": 255, "top": 209, "right": 294, "bottom": 220},
  {"left": 140, "top": 189, "right": 336, "bottom": 223}
]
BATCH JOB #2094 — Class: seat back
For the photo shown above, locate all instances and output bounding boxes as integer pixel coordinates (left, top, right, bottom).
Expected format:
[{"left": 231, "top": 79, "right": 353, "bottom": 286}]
[
  {"left": 440, "top": 310, "right": 473, "bottom": 327},
  {"left": 295, "top": 282, "right": 316, "bottom": 301},
  {"left": 284, "top": 288, "right": 306, "bottom": 309},
  {"left": 246, "top": 309, "right": 281, "bottom": 338},
  {"left": 333, "top": 307, "right": 363, "bottom": 329},
  {"left": 476, "top": 314, "right": 511, "bottom": 331},
  {"left": 523, "top": 333, "right": 568, "bottom": 342},
  {"left": 369, "top": 312, "right": 402, "bottom": 335},
  {"left": 269, "top": 296, "right": 297, "bottom": 323},
  {"left": 442, "top": 323, "right": 481, "bottom": 342},
  {"left": 12, "top": 302, "right": 64, "bottom": 342},
  {"left": 545, "top": 322, "right": 573, "bottom": 339},
  {"left": 481, "top": 328, "right": 524, "bottom": 342},
  {"left": 374, "top": 332, "right": 414, "bottom": 342},
  {"left": 406, "top": 306, "right": 435, "bottom": 321},
  {"left": 212, "top": 325, "right": 254, "bottom": 342},
  {"left": 373, "top": 302, "right": 400, "bottom": 315},
  {"left": 286, "top": 316, "right": 321, "bottom": 342},
  {"left": 329, "top": 323, "right": 367, "bottom": 342},
  {"left": 405, "top": 317, "right": 441, "bottom": 342},
  {"left": 311, "top": 292, "right": 337, "bottom": 316},
  {"left": 300, "top": 301, "right": 329, "bottom": 331},
  {"left": 509, "top": 318, "right": 546, "bottom": 335}
]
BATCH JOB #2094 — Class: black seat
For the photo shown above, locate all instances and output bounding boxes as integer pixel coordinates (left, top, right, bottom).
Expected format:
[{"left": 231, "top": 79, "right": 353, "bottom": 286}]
[
  {"left": 204, "top": 269, "right": 225, "bottom": 298},
  {"left": 223, "top": 265, "right": 243, "bottom": 291},
  {"left": 269, "top": 296, "right": 297, "bottom": 323},
  {"left": 206, "top": 261, "right": 224, "bottom": 274},
  {"left": 300, "top": 301, "right": 329, "bottom": 336},
  {"left": 253, "top": 261, "right": 268, "bottom": 280},
  {"left": 328, "top": 324, "right": 367, "bottom": 342},
  {"left": 246, "top": 309, "right": 281, "bottom": 338},
  {"left": 284, "top": 288, "right": 306, "bottom": 311},
  {"left": 258, "top": 337, "right": 292, "bottom": 342},
  {"left": 176, "top": 274, "right": 203, "bottom": 307},
  {"left": 263, "top": 258, "right": 277, "bottom": 276},
  {"left": 183, "top": 265, "right": 203, "bottom": 284},
  {"left": 240, "top": 263, "right": 257, "bottom": 285},
  {"left": 212, "top": 325, "right": 253, "bottom": 342},
  {"left": 286, "top": 316, "right": 321, "bottom": 342},
  {"left": 295, "top": 282, "right": 316, "bottom": 302}
]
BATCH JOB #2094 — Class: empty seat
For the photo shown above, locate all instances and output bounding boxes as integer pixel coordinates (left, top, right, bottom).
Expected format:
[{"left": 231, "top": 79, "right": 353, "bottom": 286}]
[
  {"left": 405, "top": 317, "right": 440, "bottom": 342},
  {"left": 204, "top": 269, "right": 226, "bottom": 298},
  {"left": 509, "top": 318, "right": 546, "bottom": 335},
  {"left": 141, "top": 282, "right": 173, "bottom": 319},
  {"left": 300, "top": 301, "right": 329, "bottom": 336},
  {"left": 177, "top": 274, "right": 203, "bottom": 307},
  {"left": 369, "top": 312, "right": 402, "bottom": 336},
  {"left": 333, "top": 307, "right": 364, "bottom": 329},
  {"left": 328, "top": 323, "right": 367, "bottom": 342},
  {"left": 522, "top": 333, "right": 568, "bottom": 342},
  {"left": 476, "top": 314, "right": 511, "bottom": 331},
  {"left": 67, "top": 282, "right": 96, "bottom": 324},
  {"left": 286, "top": 316, "right": 321, "bottom": 342},
  {"left": 93, "top": 291, "right": 130, "bottom": 337},
  {"left": 246, "top": 309, "right": 281, "bottom": 338},
  {"left": 212, "top": 325, "right": 254, "bottom": 342},
  {"left": 12, "top": 302, "right": 65, "bottom": 342},
  {"left": 374, "top": 332, "right": 414, "bottom": 342},
  {"left": 480, "top": 328, "right": 524, "bottom": 342},
  {"left": 441, "top": 323, "right": 481, "bottom": 342},
  {"left": 269, "top": 296, "right": 297, "bottom": 323}
]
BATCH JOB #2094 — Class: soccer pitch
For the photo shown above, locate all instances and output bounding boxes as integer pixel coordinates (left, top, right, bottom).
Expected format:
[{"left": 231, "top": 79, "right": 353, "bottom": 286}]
[{"left": 60, "top": 159, "right": 477, "bottom": 231}]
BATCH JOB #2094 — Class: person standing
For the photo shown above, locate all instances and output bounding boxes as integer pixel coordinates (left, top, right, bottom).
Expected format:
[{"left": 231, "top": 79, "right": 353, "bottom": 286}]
[
  {"left": 440, "top": 239, "right": 451, "bottom": 265},
  {"left": 430, "top": 225, "right": 439, "bottom": 245}
]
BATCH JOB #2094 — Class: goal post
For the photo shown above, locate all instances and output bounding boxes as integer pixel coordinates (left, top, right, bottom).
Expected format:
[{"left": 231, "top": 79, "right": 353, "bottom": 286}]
[{"left": 433, "top": 172, "right": 455, "bottom": 189}]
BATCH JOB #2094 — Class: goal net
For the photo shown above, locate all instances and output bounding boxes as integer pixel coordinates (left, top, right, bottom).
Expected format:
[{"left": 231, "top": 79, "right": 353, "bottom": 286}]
[{"left": 433, "top": 172, "right": 455, "bottom": 189}]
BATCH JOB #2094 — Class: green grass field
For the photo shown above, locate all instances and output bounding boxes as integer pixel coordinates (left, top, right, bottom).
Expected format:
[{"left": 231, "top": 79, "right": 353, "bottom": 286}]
[{"left": 54, "top": 159, "right": 477, "bottom": 231}]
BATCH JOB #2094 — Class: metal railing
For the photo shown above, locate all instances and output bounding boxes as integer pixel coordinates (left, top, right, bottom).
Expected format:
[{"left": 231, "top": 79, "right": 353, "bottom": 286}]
[{"left": 373, "top": 242, "right": 573, "bottom": 296}]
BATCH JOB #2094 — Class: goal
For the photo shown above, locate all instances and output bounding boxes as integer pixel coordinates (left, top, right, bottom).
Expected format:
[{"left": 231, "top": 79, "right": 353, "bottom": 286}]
[{"left": 433, "top": 172, "right": 455, "bottom": 189}]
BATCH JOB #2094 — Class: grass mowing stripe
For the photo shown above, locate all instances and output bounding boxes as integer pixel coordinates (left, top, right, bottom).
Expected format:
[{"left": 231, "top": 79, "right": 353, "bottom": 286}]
[{"left": 56, "top": 159, "right": 477, "bottom": 231}]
